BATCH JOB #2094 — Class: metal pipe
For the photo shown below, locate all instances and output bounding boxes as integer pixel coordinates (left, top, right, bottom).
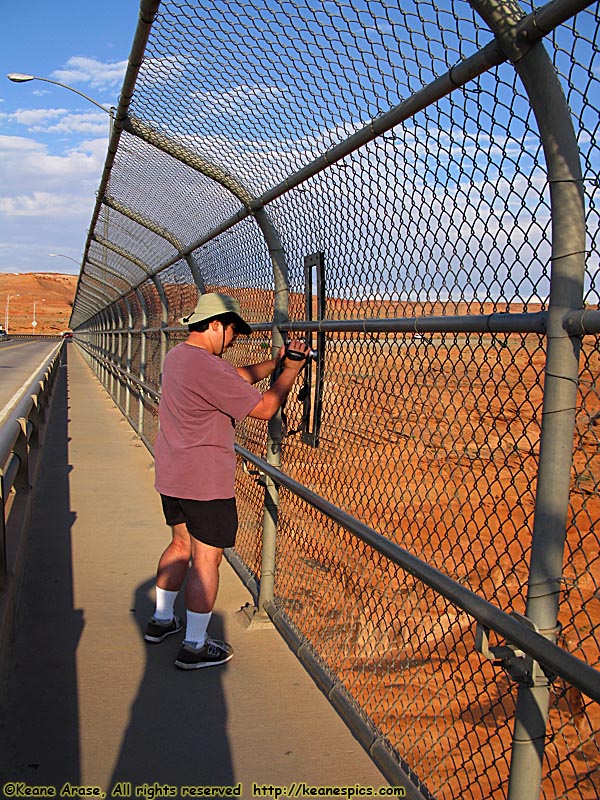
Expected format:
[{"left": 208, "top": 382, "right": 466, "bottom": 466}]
[
  {"left": 152, "top": 275, "right": 169, "bottom": 388},
  {"left": 135, "top": 287, "right": 149, "bottom": 437},
  {"left": 511, "top": 51, "right": 586, "bottom": 800},
  {"left": 184, "top": 253, "right": 206, "bottom": 293},
  {"left": 565, "top": 308, "right": 600, "bottom": 335},
  {"left": 235, "top": 445, "right": 600, "bottom": 703},
  {"left": 124, "top": 296, "right": 134, "bottom": 419},
  {"left": 253, "top": 208, "right": 290, "bottom": 616},
  {"left": 518, "top": 0, "right": 597, "bottom": 41},
  {"left": 278, "top": 312, "right": 547, "bottom": 335},
  {"left": 468, "top": 0, "right": 588, "bottom": 796},
  {"left": 69, "top": 310, "right": 550, "bottom": 338}
]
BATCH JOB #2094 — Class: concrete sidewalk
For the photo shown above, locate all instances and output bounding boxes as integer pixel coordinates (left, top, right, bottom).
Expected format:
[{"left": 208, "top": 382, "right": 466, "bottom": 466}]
[{"left": 0, "top": 345, "right": 386, "bottom": 797}]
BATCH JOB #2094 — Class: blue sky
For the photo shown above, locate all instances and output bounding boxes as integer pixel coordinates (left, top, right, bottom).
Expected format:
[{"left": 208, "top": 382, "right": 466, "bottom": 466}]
[{"left": 0, "top": 0, "right": 140, "bottom": 274}]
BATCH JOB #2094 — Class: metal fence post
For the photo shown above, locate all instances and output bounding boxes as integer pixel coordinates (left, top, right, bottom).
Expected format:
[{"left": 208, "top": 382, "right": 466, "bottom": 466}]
[
  {"left": 254, "top": 208, "right": 289, "bottom": 616},
  {"left": 13, "top": 420, "right": 30, "bottom": 493},
  {"left": 98, "top": 312, "right": 108, "bottom": 386},
  {"left": 509, "top": 45, "right": 586, "bottom": 799},
  {"left": 466, "top": 2, "right": 588, "bottom": 796},
  {"left": 185, "top": 253, "right": 206, "bottom": 293},
  {"left": 108, "top": 306, "right": 118, "bottom": 399},
  {"left": 113, "top": 303, "right": 125, "bottom": 408},
  {"left": 135, "top": 288, "right": 149, "bottom": 438},
  {"left": 124, "top": 296, "right": 134, "bottom": 420},
  {"left": 152, "top": 275, "right": 169, "bottom": 387}
]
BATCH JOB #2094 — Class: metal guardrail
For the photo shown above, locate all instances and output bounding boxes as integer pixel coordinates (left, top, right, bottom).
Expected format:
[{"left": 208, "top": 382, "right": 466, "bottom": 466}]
[{"left": 0, "top": 342, "right": 64, "bottom": 586}]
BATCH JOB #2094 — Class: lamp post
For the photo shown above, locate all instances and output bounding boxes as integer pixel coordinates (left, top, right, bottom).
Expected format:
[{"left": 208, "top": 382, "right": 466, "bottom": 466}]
[
  {"left": 6, "top": 73, "right": 115, "bottom": 134},
  {"left": 4, "top": 293, "right": 20, "bottom": 333},
  {"left": 32, "top": 298, "right": 45, "bottom": 335},
  {"left": 49, "top": 253, "right": 81, "bottom": 268}
]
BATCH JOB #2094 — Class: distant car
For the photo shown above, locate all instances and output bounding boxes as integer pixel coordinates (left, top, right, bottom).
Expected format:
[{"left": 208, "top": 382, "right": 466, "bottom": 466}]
[
  {"left": 0, "top": 329, "right": 10, "bottom": 341},
  {"left": 62, "top": 331, "right": 73, "bottom": 340}
]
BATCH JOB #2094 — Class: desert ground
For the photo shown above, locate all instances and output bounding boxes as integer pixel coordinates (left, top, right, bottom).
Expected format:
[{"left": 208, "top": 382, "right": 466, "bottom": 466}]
[{"left": 0, "top": 272, "right": 77, "bottom": 335}]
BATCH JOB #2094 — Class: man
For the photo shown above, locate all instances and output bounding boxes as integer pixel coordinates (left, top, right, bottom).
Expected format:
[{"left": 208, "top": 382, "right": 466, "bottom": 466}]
[{"left": 145, "top": 292, "right": 310, "bottom": 670}]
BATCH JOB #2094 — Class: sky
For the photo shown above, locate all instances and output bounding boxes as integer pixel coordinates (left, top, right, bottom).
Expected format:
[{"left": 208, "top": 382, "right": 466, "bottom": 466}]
[{"left": 0, "top": 0, "right": 141, "bottom": 274}]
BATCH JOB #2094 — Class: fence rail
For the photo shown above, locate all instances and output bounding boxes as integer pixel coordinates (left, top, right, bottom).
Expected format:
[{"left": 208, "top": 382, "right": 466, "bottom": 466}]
[
  {"left": 70, "top": 0, "right": 599, "bottom": 797},
  {"left": 0, "top": 342, "right": 63, "bottom": 587}
]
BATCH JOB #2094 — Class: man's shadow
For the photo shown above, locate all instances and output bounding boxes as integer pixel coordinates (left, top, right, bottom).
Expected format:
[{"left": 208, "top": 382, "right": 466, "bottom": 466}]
[{"left": 108, "top": 577, "right": 235, "bottom": 788}]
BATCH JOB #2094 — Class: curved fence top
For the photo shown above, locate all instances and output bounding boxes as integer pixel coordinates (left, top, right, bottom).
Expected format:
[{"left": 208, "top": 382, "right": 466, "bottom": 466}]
[{"left": 70, "top": 0, "right": 599, "bottom": 329}]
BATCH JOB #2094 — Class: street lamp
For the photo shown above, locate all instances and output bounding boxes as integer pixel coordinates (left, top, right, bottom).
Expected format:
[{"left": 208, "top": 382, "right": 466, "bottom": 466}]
[
  {"left": 4, "top": 293, "right": 20, "bottom": 333},
  {"left": 32, "top": 298, "right": 45, "bottom": 335},
  {"left": 49, "top": 253, "right": 81, "bottom": 268},
  {"left": 7, "top": 73, "right": 115, "bottom": 136},
  {"left": 7, "top": 73, "right": 114, "bottom": 116}
]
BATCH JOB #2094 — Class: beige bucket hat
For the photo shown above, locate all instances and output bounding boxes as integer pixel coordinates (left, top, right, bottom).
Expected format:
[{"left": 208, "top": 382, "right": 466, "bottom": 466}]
[{"left": 179, "top": 293, "right": 252, "bottom": 335}]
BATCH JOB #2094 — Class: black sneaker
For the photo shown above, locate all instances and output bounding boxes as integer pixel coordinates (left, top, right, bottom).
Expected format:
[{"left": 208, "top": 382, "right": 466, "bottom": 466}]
[
  {"left": 144, "top": 615, "right": 182, "bottom": 643},
  {"left": 175, "top": 638, "right": 234, "bottom": 670}
]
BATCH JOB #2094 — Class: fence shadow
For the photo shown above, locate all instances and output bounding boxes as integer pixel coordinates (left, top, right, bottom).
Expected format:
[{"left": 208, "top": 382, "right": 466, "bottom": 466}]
[{"left": 0, "top": 345, "right": 83, "bottom": 784}]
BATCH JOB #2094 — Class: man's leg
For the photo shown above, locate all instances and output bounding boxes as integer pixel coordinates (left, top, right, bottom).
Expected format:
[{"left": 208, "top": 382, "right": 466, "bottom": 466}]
[
  {"left": 185, "top": 538, "right": 223, "bottom": 613},
  {"left": 144, "top": 523, "right": 190, "bottom": 642},
  {"left": 175, "top": 539, "right": 233, "bottom": 669},
  {"left": 157, "top": 522, "right": 192, "bottom": 591},
  {"left": 182, "top": 538, "right": 223, "bottom": 645}
]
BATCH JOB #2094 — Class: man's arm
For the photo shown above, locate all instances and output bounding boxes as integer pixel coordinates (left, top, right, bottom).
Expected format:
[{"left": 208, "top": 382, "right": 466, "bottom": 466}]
[
  {"left": 247, "top": 341, "right": 311, "bottom": 420},
  {"left": 236, "top": 350, "right": 282, "bottom": 384}
]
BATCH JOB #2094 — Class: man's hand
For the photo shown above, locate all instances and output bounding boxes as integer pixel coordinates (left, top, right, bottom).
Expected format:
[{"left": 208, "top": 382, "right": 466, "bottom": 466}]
[
  {"left": 248, "top": 340, "right": 313, "bottom": 420},
  {"left": 282, "top": 339, "right": 312, "bottom": 368}
]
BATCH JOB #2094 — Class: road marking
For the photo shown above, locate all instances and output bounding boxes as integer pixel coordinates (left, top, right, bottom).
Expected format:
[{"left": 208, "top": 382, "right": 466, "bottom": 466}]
[{"left": 0, "top": 345, "right": 60, "bottom": 425}]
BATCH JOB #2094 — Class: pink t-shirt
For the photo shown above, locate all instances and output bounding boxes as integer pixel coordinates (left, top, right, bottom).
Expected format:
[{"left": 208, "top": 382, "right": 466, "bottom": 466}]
[{"left": 154, "top": 343, "right": 262, "bottom": 501}]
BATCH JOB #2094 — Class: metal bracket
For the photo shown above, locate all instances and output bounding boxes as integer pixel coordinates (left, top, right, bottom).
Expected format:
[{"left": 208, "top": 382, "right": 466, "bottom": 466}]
[
  {"left": 475, "top": 612, "right": 555, "bottom": 687},
  {"left": 242, "top": 459, "right": 266, "bottom": 486},
  {"left": 300, "top": 252, "right": 326, "bottom": 448}
]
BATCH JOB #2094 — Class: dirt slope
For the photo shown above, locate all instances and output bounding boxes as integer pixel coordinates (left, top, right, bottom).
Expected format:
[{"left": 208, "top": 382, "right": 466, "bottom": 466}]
[{"left": 0, "top": 273, "right": 78, "bottom": 334}]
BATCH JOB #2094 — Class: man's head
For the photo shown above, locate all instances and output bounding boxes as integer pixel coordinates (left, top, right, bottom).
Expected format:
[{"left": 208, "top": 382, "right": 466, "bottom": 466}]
[{"left": 179, "top": 293, "right": 252, "bottom": 336}]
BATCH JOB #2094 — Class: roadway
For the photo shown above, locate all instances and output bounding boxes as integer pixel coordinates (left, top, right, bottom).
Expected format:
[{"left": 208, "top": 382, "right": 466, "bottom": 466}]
[
  {"left": 0, "top": 344, "right": 386, "bottom": 796},
  {"left": 0, "top": 337, "right": 61, "bottom": 424}
]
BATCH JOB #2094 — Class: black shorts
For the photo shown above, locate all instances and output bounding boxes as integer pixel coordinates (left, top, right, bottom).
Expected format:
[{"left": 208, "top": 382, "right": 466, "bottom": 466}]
[{"left": 160, "top": 495, "right": 238, "bottom": 549}]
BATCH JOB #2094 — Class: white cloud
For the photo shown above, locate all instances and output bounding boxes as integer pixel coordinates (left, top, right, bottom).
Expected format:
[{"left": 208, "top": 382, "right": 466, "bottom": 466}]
[
  {"left": 51, "top": 56, "right": 128, "bottom": 90},
  {"left": 0, "top": 190, "right": 88, "bottom": 217},
  {"left": 0, "top": 106, "right": 110, "bottom": 137},
  {"left": 4, "top": 107, "right": 68, "bottom": 126},
  {"left": 0, "top": 134, "right": 104, "bottom": 271},
  {"left": 0, "top": 134, "right": 105, "bottom": 190},
  {"left": 138, "top": 55, "right": 189, "bottom": 87}
]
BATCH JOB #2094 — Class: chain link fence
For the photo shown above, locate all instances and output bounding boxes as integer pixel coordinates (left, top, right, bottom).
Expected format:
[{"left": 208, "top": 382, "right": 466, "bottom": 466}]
[{"left": 70, "top": 0, "right": 599, "bottom": 797}]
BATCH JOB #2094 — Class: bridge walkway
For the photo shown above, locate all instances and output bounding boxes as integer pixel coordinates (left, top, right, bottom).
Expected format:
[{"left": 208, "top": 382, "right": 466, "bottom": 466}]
[{"left": 0, "top": 344, "right": 386, "bottom": 796}]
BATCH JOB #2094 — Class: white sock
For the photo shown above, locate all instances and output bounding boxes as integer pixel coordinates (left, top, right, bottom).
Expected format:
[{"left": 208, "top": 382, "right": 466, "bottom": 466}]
[
  {"left": 185, "top": 610, "right": 212, "bottom": 647},
  {"left": 155, "top": 587, "right": 178, "bottom": 621}
]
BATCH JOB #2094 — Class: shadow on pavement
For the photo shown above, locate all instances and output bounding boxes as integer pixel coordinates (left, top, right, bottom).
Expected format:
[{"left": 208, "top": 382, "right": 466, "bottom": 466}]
[
  {"left": 108, "top": 579, "right": 234, "bottom": 788},
  {"left": 0, "top": 345, "right": 83, "bottom": 784}
]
